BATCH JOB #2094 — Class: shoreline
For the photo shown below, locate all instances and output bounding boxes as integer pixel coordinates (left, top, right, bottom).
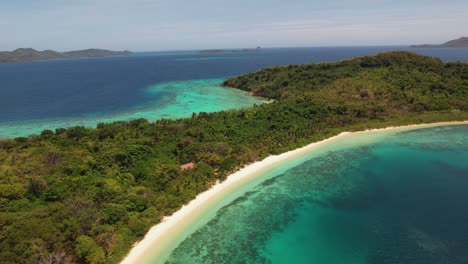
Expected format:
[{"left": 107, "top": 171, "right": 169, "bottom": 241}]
[
  {"left": 120, "top": 121, "right": 468, "bottom": 264},
  {"left": 0, "top": 79, "right": 269, "bottom": 139}
]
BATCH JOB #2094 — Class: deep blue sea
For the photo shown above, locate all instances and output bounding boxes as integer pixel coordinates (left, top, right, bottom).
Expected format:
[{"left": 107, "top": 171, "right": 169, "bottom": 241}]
[{"left": 0, "top": 46, "right": 467, "bottom": 138}]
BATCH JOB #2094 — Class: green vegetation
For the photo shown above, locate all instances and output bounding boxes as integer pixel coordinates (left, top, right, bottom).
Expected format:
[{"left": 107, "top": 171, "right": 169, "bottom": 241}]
[
  {"left": 0, "top": 48, "right": 133, "bottom": 63},
  {"left": 0, "top": 51, "right": 467, "bottom": 264}
]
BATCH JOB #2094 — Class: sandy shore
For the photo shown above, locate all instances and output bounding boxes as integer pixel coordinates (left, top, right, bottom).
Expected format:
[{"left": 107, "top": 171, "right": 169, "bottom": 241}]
[{"left": 120, "top": 121, "right": 468, "bottom": 264}]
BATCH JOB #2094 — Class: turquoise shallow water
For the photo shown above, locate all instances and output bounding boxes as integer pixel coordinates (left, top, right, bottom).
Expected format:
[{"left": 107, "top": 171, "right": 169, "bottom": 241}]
[
  {"left": 0, "top": 79, "right": 268, "bottom": 138},
  {"left": 164, "top": 125, "right": 468, "bottom": 264}
]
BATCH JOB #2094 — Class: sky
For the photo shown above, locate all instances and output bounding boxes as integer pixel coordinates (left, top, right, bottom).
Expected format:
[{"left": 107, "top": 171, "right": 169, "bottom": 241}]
[{"left": 1, "top": 0, "right": 467, "bottom": 51}]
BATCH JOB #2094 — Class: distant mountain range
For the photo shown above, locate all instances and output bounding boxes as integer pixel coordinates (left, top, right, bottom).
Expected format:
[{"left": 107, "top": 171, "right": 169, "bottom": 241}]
[
  {"left": 411, "top": 37, "right": 468, "bottom": 48},
  {"left": 0, "top": 48, "right": 133, "bottom": 63}
]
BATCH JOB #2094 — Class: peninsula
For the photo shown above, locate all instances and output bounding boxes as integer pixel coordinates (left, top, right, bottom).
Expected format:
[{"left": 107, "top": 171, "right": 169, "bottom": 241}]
[
  {"left": 0, "top": 48, "right": 133, "bottom": 63},
  {"left": 411, "top": 37, "right": 468, "bottom": 48},
  {"left": 0, "top": 52, "right": 467, "bottom": 264}
]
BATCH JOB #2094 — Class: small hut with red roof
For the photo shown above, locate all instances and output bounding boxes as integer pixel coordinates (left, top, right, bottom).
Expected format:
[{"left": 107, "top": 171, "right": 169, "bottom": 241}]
[{"left": 180, "top": 162, "right": 195, "bottom": 170}]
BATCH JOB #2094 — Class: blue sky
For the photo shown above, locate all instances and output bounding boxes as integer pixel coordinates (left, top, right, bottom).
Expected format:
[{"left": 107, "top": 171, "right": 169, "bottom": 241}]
[{"left": 1, "top": 0, "right": 467, "bottom": 51}]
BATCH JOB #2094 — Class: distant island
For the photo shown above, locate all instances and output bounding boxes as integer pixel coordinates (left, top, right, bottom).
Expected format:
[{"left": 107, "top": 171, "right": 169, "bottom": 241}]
[
  {"left": 199, "top": 47, "right": 262, "bottom": 54},
  {"left": 0, "top": 48, "right": 133, "bottom": 63},
  {"left": 411, "top": 37, "right": 468, "bottom": 48}
]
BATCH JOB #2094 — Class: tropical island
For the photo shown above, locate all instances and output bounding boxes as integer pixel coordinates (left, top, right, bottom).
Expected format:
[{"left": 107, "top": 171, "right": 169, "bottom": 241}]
[
  {"left": 0, "top": 48, "right": 133, "bottom": 63},
  {"left": 411, "top": 37, "right": 468, "bottom": 48},
  {"left": 0, "top": 51, "right": 467, "bottom": 264}
]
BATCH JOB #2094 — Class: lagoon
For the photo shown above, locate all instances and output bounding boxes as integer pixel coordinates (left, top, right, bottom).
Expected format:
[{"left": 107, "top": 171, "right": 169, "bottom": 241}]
[{"left": 159, "top": 124, "right": 468, "bottom": 264}]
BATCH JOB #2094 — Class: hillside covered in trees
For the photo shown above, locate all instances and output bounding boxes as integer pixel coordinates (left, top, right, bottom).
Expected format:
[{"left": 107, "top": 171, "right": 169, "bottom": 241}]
[
  {"left": 0, "top": 48, "right": 133, "bottom": 63},
  {"left": 0, "top": 52, "right": 467, "bottom": 264}
]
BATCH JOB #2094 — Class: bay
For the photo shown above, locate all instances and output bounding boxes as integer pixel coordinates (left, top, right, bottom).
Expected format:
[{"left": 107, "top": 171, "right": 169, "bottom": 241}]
[{"left": 165, "top": 124, "right": 468, "bottom": 264}]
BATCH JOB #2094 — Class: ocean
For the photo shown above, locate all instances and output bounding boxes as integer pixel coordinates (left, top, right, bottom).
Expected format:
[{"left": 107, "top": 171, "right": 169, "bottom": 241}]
[
  {"left": 2, "top": 47, "right": 468, "bottom": 263},
  {"left": 1, "top": 46, "right": 468, "bottom": 138},
  {"left": 164, "top": 124, "right": 468, "bottom": 264}
]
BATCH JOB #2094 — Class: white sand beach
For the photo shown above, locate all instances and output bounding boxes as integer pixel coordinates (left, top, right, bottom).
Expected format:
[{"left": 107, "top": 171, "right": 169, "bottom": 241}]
[{"left": 120, "top": 121, "right": 468, "bottom": 264}]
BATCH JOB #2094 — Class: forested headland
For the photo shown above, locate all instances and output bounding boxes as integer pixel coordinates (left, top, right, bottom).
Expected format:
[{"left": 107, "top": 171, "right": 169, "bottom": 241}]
[
  {"left": 0, "top": 51, "right": 467, "bottom": 264},
  {"left": 0, "top": 48, "right": 133, "bottom": 63}
]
